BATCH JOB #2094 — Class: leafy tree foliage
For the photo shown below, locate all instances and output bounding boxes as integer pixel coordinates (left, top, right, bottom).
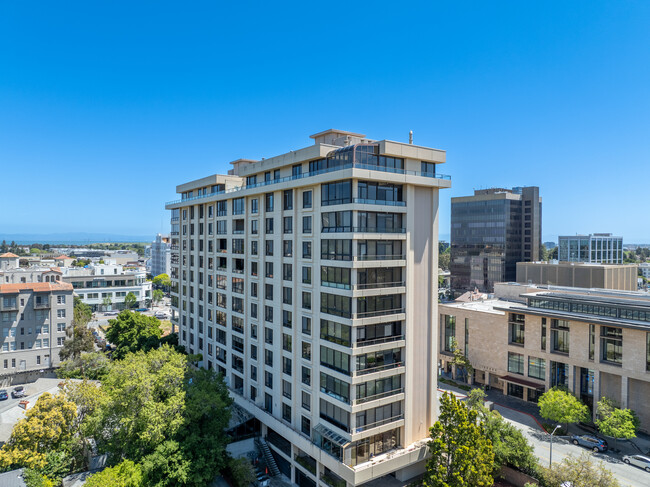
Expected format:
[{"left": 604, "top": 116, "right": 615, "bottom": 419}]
[
  {"left": 153, "top": 273, "right": 172, "bottom": 289},
  {"left": 84, "top": 459, "right": 144, "bottom": 487},
  {"left": 465, "top": 388, "right": 486, "bottom": 411},
  {"left": 105, "top": 310, "right": 162, "bottom": 359},
  {"left": 449, "top": 338, "right": 473, "bottom": 383},
  {"left": 0, "top": 393, "right": 78, "bottom": 470},
  {"left": 595, "top": 397, "right": 637, "bottom": 449},
  {"left": 58, "top": 352, "right": 109, "bottom": 380},
  {"left": 541, "top": 452, "right": 620, "bottom": 487},
  {"left": 22, "top": 469, "right": 54, "bottom": 487},
  {"left": 424, "top": 392, "right": 494, "bottom": 487},
  {"left": 228, "top": 457, "right": 256, "bottom": 487},
  {"left": 483, "top": 411, "right": 538, "bottom": 474},
  {"left": 152, "top": 289, "right": 164, "bottom": 306},
  {"left": 60, "top": 297, "right": 96, "bottom": 362},
  {"left": 538, "top": 387, "right": 589, "bottom": 427},
  {"left": 124, "top": 291, "right": 138, "bottom": 309}
]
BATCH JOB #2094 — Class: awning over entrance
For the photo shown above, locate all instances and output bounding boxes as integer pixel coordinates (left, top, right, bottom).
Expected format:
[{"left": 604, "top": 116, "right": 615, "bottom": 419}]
[
  {"left": 313, "top": 423, "right": 350, "bottom": 448},
  {"left": 499, "top": 375, "right": 545, "bottom": 390}
]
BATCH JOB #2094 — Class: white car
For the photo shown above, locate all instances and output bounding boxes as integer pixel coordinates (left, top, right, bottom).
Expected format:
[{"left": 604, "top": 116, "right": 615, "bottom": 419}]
[
  {"left": 622, "top": 454, "right": 650, "bottom": 473},
  {"left": 154, "top": 312, "right": 169, "bottom": 319}
]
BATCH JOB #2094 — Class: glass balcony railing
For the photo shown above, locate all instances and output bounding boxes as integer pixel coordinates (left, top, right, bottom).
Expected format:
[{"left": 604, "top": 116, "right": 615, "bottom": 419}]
[
  {"left": 354, "top": 414, "right": 404, "bottom": 433},
  {"left": 354, "top": 308, "right": 405, "bottom": 319},
  {"left": 354, "top": 387, "right": 404, "bottom": 405},
  {"left": 166, "top": 162, "right": 450, "bottom": 206},
  {"left": 321, "top": 227, "right": 406, "bottom": 234},
  {"left": 352, "top": 198, "right": 406, "bottom": 207},
  {"left": 355, "top": 281, "right": 405, "bottom": 290}
]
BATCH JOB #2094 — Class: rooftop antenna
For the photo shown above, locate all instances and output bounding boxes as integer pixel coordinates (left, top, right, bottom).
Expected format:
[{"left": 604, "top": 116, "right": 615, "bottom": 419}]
[{"left": 409, "top": 130, "right": 413, "bottom": 144}]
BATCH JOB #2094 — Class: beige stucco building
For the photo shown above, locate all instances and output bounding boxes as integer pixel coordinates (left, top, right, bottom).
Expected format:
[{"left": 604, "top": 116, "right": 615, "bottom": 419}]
[
  {"left": 516, "top": 261, "right": 638, "bottom": 291},
  {"left": 165, "top": 129, "right": 451, "bottom": 486},
  {"left": 439, "top": 282, "right": 650, "bottom": 432}
]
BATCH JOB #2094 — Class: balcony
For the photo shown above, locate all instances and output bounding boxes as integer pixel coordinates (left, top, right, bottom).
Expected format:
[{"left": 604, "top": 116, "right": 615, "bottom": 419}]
[
  {"left": 356, "top": 334, "right": 405, "bottom": 348},
  {"left": 33, "top": 300, "right": 50, "bottom": 310},
  {"left": 355, "top": 281, "right": 405, "bottom": 290},
  {"left": 322, "top": 227, "right": 405, "bottom": 234},
  {"left": 295, "top": 455, "right": 317, "bottom": 476},
  {"left": 354, "top": 361, "right": 404, "bottom": 377},
  {"left": 0, "top": 302, "right": 18, "bottom": 312},
  {"left": 166, "top": 162, "right": 451, "bottom": 207},
  {"left": 354, "top": 414, "right": 404, "bottom": 434},
  {"left": 354, "top": 254, "right": 405, "bottom": 261},
  {"left": 354, "top": 387, "right": 404, "bottom": 405},
  {"left": 354, "top": 308, "right": 405, "bottom": 319},
  {"left": 352, "top": 198, "right": 406, "bottom": 207}
]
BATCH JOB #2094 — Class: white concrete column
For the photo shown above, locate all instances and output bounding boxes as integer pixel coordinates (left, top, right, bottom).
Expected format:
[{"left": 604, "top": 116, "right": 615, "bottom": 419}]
[{"left": 621, "top": 376, "right": 629, "bottom": 409}]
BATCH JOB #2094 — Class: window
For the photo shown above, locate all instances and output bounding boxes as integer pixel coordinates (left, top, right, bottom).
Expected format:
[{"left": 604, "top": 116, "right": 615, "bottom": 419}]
[
  {"left": 321, "top": 266, "right": 349, "bottom": 289},
  {"left": 541, "top": 318, "right": 547, "bottom": 351},
  {"left": 320, "top": 399, "right": 350, "bottom": 432},
  {"left": 282, "top": 403, "right": 291, "bottom": 422},
  {"left": 302, "top": 241, "right": 312, "bottom": 259},
  {"left": 302, "top": 292, "right": 311, "bottom": 310},
  {"left": 528, "top": 357, "right": 546, "bottom": 380},
  {"left": 283, "top": 264, "right": 292, "bottom": 281},
  {"left": 251, "top": 198, "right": 259, "bottom": 214},
  {"left": 57, "top": 323, "right": 66, "bottom": 332},
  {"left": 283, "top": 217, "right": 293, "bottom": 234},
  {"left": 508, "top": 352, "right": 524, "bottom": 375},
  {"left": 302, "top": 190, "right": 312, "bottom": 209},
  {"left": 551, "top": 319, "right": 570, "bottom": 354},
  {"left": 301, "top": 417, "right": 311, "bottom": 436},
  {"left": 265, "top": 262, "right": 274, "bottom": 278},
  {"left": 265, "top": 218, "right": 274, "bottom": 234},
  {"left": 302, "top": 216, "right": 312, "bottom": 234},
  {"left": 265, "top": 349, "right": 273, "bottom": 366},
  {"left": 57, "top": 295, "right": 66, "bottom": 304},
  {"left": 265, "top": 284, "right": 273, "bottom": 301},
  {"left": 321, "top": 180, "right": 352, "bottom": 206},
  {"left": 57, "top": 309, "right": 66, "bottom": 318},
  {"left": 279, "top": 241, "right": 292, "bottom": 259},
  {"left": 321, "top": 239, "right": 352, "bottom": 261},
  {"left": 265, "top": 240, "right": 274, "bottom": 256},
  {"left": 601, "top": 327, "right": 622, "bottom": 364},
  {"left": 233, "top": 197, "right": 245, "bottom": 215},
  {"left": 282, "top": 380, "right": 292, "bottom": 399},
  {"left": 302, "top": 317, "right": 312, "bottom": 336},
  {"left": 282, "top": 356, "right": 292, "bottom": 374},
  {"left": 320, "top": 293, "right": 351, "bottom": 318},
  {"left": 321, "top": 211, "right": 352, "bottom": 232},
  {"left": 509, "top": 314, "right": 525, "bottom": 345},
  {"left": 283, "top": 190, "right": 293, "bottom": 210},
  {"left": 320, "top": 346, "right": 350, "bottom": 375},
  {"left": 442, "top": 315, "right": 456, "bottom": 352},
  {"left": 282, "top": 310, "right": 292, "bottom": 328},
  {"left": 251, "top": 220, "right": 259, "bottom": 235},
  {"left": 302, "top": 366, "right": 311, "bottom": 385},
  {"left": 302, "top": 266, "right": 312, "bottom": 285},
  {"left": 320, "top": 372, "right": 350, "bottom": 403},
  {"left": 264, "top": 371, "right": 273, "bottom": 389},
  {"left": 320, "top": 320, "right": 351, "bottom": 346},
  {"left": 302, "top": 342, "right": 311, "bottom": 361},
  {"left": 265, "top": 193, "right": 274, "bottom": 212},
  {"left": 265, "top": 306, "right": 273, "bottom": 323},
  {"left": 301, "top": 391, "right": 311, "bottom": 411},
  {"left": 292, "top": 164, "right": 302, "bottom": 176},
  {"left": 589, "top": 324, "right": 595, "bottom": 361}
]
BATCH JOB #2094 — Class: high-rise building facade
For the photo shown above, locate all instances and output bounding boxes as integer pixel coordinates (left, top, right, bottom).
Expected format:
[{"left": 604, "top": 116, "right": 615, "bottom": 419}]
[
  {"left": 165, "top": 130, "right": 451, "bottom": 485},
  {"left": 450, "top": 186, "right": 541, "bottom": 294},
  {"left": 558, "top": 233, "right": 623, "bottom": 264},
  {"left": 150, "top": 233, "right": 171, "bottom": 277}
]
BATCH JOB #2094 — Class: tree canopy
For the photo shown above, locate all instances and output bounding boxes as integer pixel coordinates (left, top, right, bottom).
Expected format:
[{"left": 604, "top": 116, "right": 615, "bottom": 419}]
[
  {"left": 424, "top": 392, "right": 494, "bottom": 487},
  {"left": 538, "top": 388, "right": 589, "bottom": 426},
  {"left": 123, "top": 292, "right": 138, "bottom": 309},
  {"left": 153, "top": 273, "right": 172, "bottom": 289},
  {"left": 541, "top": 452, "right": 620, "bottom": 487},
  {"left": 105, "top": 310, "right": 162, "bottom": 359}
]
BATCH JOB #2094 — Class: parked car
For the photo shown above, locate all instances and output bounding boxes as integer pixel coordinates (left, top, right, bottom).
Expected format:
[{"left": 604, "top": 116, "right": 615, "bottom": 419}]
[
  {"left": 154, "top": 312, "right": 169, "bottom": 319},
  {"left": 135, "top": 308, "right": 148, "bottom": 312},
  {"left": 11, "top": 386, "right": 25, "bottom": 398},
  {"left": 570, "top": 434, "right": 608, "bottom": 452},
  {"left": 0, "top": 390, "right": 8, "bottom": 400},
  {"left": 256, "top": 474, "right": 270, "bottom": 487},
  {"left": 104, "top": 311, "right": 119, "bottom": 316},
  {"left": 622, "top": 454, "right": 650, "bottom": 472}
]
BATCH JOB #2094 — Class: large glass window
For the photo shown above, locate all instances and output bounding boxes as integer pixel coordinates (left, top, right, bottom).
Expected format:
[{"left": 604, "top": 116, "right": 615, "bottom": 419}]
[
  {"left": 356, "top": 376, "right": 402, "bottom": 403},
  {"left": 321, "top": 211, "right": 352, "bottom": 233},
  {"left": 320, "top": 346, "right": 350, "bottom": 375},
  {"left": 321, "top": 239, "right": 352, "bottom": 261},
  {"left": 321, "top": 180, "right": 352, "bottom": 206},
  {"left": 508, "top": 352, "right": 524, "bottom": 375},
  {"left": 443, "top": 315, "right": 456, "bottom": 352},
  {"left": 321, "top": 266, "right": 351, "bottom": 289},
  {"left": 509, "top": 313, "right": 525, "bottom": 345},
  {"left": 528, "top": 357, "right": 546, "bottom": 380},
  {"left": 357, "top": 212, "right": 403, "bottom": 233},
  {"left": 600, "top": 327, "right": 622, "bottom": 364},
  {"left": 357, "top": 181, "right": 403, "bottom": 204},
  {"left": 320, "top": 293, "right": 351, "bottom": 318},
  {"left": 357, "top": 240, "right": 403, "bottom": 260},
  {"left": 320, "top": 373, "right": 350, "bottom": 403},
  {"left": 551, "top": 319, "right": 570, "bottom": 354},
  {"left": 320, "top": 320, "right": 351, "bottom": 346}
]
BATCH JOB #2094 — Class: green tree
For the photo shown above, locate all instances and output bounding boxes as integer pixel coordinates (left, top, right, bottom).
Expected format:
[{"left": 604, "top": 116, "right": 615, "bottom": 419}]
[
  {"left": 84, "top": 459, "right": 144, "bottom": 487},
  {"left": 465, "top": 388, "right": 486, "bottom": 411},
  {"left": 595, "top": 398, "right": 637, "bottom": 450},
  {"left": 541, "top": 452, "right": 620, "bottom": 487},
  {"left": 58, "top": 351, "right": 109, "bottom": 380},
  {"left": 105, "top": 310, "right": 162, "bottom": 359},
  {"left": 86, "top": 346, "right": 187, "bottom": 460},
  {"left": 102, "top": 296, "right": 112, "bottom": 311},
  {"left": 439, "top": 249, "right": 450, "bottom": 271},
  {"left": 59, "top": 296, "right": 95, "bottom": 363},
  {"left": 73, "top": 296, "right": 93, "bottom": 325},
  {"left": 424, "top": 392, "right": 494, "bottom": 487},
  {"left": 449, "top": 338, "right": 473, "bottom": 383},
  {"left": 153, "top": 273, "right": 172, "bottom": 290},
  {"left": 152, "top": 289, "right": 164, "bottom": 307},
  {"left": 228, "top": 457, "right": 256, "bottom": 487},
  {"left": 538, "top": 387, "right": 589, "bottom": 429},
  {"left": 0, "top": 393, "right": 78, "bottom": 470},
  {"left": 124, "top": 291, "right": 138, "bottom": 310},
  {"left": 22, "top": 469, "right": 54, "bottom": 487},
  {"left": 483, "top": 411, "right": 538, "bottom": 474}
]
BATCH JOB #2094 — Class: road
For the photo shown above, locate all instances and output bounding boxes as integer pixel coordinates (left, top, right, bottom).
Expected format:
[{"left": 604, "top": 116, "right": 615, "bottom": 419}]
[{"left": 437, "top": 387, "right": 650, "bottom": 487}]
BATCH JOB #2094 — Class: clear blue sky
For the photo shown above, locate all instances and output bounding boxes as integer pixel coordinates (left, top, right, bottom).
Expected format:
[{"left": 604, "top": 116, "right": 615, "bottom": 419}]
[{"left": 1, "top": 1, "right": 649, "bottom": 242}]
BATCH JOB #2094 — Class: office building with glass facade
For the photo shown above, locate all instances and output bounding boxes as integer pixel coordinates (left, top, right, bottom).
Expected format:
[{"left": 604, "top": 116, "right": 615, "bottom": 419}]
[
  {"left": 450, "top": 186, "right": 542, "bottom": 294},
  {"left": 558, "top": 233, "right": 623, "bottom": 264},
  {"left": 439, "top": 282, "right": 650, "bottom": 432},
  {"left": 165, "top": 129, "right": 451, "bottom": 486}
]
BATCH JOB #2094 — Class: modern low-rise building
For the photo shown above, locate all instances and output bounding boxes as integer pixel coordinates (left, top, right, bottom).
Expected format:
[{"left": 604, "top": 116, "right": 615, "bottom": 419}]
[
  {"left": 516, "top": 261, "right": 638, "bottom": 291},
  {"left": 165, "top": 129, "right": 451, "bottom": 486},
  {"left": 450, "top": 186, "right": 542, "bottom": 294},
  {"left": 62, "top": 263, "right": 151, "bottom": 312},
  {"left": 439, "top": 282, "right": 650, "bottom": 432},
  {"left": 558, "top": 233, "right": 623, "bottom": 264}
]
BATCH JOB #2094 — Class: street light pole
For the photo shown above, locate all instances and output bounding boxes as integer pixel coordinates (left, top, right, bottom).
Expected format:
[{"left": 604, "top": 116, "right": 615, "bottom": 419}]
[{"left": 549, "top": 424, "right": 561, "bottom": 467}]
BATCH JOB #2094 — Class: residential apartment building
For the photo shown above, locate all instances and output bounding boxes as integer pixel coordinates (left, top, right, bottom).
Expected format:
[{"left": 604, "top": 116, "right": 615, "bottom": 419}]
[
  {"left": 558, "top": 233, "right": 623, "bottom": 264},
  {"left": 165, "top": 129, "right": 451, "bottom": 486},
  {"left": 450, "top": 186, "right": 542, "bottom": 294},
  {"left": 439, "top": 283, "right": 650, "bottom": 432},
  {"left": 516, "top": 261, "right": 638, "bottom": 291},
  {"left": 62, "top": 263, "right": 151, "bottom": 312},
  {"left": 0, "top": 279, "right": 73, "bottom": 378},
  {"left": 150, "top": 233, "right": 171, "bottom": 277},
  {"left": 638, "top": 263, "right": 650, "bottom": 280}
]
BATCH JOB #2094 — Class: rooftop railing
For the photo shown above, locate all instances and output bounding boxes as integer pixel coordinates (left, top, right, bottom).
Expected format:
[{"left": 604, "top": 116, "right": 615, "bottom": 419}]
[{"left": 166, "top": 162, "right": 450, "bottom": 206}]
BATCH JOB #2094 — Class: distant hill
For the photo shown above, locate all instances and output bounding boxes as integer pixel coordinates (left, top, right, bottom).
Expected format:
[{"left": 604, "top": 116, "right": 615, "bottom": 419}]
[{"left": 0, "top": 232, "right": 152, "bottom": 245}]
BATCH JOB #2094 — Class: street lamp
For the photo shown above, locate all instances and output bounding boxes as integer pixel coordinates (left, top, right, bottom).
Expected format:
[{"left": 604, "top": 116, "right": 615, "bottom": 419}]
[{"left": 549, "top": 424, "right": 561, "bottom": 466}]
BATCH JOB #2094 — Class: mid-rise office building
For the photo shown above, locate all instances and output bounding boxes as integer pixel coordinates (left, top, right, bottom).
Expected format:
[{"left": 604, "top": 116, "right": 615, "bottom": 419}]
[
  {"left": 439, "top": 283, "right": 650, "bottom": 432},
  {"left": 62, "top": 263, "right": 151, "bottom": 312},
  {"left": 558, "top": 233, "right": 623, "bottom": 264},
  {"left": 450, "top": 186, "right": 542, "bottom": 294},
  {"left": 165, "top": 129, "right": 451, "bottom": 486},
  {"left": 150, "top": 234, "right": 171, "bottom": 277},
  {"left": 640, "top": 263, "right": 650, "bottom": 280}
]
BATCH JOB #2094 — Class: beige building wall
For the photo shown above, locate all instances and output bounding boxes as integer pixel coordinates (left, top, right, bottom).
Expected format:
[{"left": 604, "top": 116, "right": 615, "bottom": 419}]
[{"left": 516, "top": 262, "right": 638, "bottom": 291}]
